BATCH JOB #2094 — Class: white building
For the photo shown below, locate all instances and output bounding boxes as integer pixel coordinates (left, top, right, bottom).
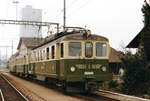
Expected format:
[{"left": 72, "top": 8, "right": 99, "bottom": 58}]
[{"left": 20, "top": 5, "right": 42, "bottom": 38}]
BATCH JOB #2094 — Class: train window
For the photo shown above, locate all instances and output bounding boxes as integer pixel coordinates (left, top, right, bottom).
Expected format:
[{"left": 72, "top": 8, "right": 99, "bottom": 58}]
[
  {"left": 37, "top": 51, "right": 39, "bottom": 61},
  {"left": 24, "top": 56, "right": 26, "bottom": 64},
  {"left": 69, "top": 42, "right": 81, "bottom": 56},
  {"left": 46, "top": 47, "right": 49, "bottom": 60},
  {"left": 60, "top": 43, "right": 64, "bottom": 58},
  {"left": 40, "top": 50, "right": 42, "bottom": 60},
  {"left": 85, "top": 42, "right": 93, "bottom": 57},
  {"left": 51, "top": 46, "right": 55, "bottom": 59},
  {"left": 34, "top": 51, "right": 36, "bottom": 61},
  {"left": 43, "top": 50, "right": 45, "bottom": 60},
  {"left": 96, "top": 43, "right": 107, "bottom": 57}
]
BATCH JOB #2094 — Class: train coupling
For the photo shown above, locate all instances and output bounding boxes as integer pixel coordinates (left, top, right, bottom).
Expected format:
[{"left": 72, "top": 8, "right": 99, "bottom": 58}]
[{"left": 85, "top": 82, "right": 99, "bottom": 91}]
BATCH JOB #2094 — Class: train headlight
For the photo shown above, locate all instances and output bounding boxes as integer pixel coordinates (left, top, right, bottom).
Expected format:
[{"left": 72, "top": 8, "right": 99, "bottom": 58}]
[
  {"left": 102, "top": 66, "right": 107, "bottom": 72},
  {"left": 70, "top": 66, "right": 76, "bottom": 72}
]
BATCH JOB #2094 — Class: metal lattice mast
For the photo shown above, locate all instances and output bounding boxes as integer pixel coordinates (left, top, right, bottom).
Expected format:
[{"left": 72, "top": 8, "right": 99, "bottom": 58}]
[{"left": 64, "top": 0, "right": 66, "bottom": 30}]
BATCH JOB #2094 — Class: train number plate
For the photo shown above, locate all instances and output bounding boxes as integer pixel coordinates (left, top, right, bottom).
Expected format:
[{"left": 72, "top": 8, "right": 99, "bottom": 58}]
[{"left": 84, "top": 72, "right": 94, "bottom": 75}]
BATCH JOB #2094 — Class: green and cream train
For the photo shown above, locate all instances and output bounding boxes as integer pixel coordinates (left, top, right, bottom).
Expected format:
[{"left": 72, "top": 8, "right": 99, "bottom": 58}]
[{"left": 9, "top": 28, "right": 112, "bottom": 92}]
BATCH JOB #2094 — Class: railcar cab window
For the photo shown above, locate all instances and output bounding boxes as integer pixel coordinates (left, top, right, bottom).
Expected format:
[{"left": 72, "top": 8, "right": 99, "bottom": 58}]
[
  {"left": 69, "top": 42, "right": 81, "bottom": 56},
  {"left": 85, "top": 42, "right": 93, "bottom": 57},
  {"left": 51, "top": 46, "right": 55, "bottom": 59},
  {"left": 60, "top": 43, "right": 64, "bottom": 58},
  {"left": 96, "top": 43, "right": 107, "bottom": 57}
]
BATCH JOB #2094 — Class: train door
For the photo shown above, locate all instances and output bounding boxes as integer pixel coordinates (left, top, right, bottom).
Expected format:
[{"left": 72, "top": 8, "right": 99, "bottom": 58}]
[{"left": 58, "top": 42, "right": 64, "bottom": 79}]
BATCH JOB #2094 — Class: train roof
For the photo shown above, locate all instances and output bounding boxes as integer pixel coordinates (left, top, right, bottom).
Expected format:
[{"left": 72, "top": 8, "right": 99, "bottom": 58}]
[
  {"left": 33, "top": 30, "right": 109, "bottom": 49},
  {"left": 61, "top": 33, "right": 108, "bottom": 41}
]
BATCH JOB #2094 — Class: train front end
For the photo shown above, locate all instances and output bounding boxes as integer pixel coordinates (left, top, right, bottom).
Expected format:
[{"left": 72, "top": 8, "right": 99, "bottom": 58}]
[{"left": 59, "top": 33, "right": 112, "bottom": 92}]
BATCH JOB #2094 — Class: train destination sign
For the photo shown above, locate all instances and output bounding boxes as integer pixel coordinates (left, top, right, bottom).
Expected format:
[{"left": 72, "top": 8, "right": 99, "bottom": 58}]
[{"left": 76, "top": 64, "right": 102, "bottom": 69}]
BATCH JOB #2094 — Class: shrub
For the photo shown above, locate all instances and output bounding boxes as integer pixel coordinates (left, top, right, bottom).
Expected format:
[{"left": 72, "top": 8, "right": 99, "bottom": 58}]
[{"left": 120, "top": 52, "right": 150, "bottom": 95}]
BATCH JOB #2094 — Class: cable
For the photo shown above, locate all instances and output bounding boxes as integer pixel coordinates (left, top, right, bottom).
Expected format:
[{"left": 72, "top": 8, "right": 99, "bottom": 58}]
[
  {"left": 54, "top": 9, "right": 64, "bottom": 18},
  {"left": 67, "top": 0, "right": 91, "bottom": 17},
  {"left": 69, "top": 0, "right": 79, "bottom": 8},
  {"left": 54, "top": 0, "right": 79, "bottom": 18}
]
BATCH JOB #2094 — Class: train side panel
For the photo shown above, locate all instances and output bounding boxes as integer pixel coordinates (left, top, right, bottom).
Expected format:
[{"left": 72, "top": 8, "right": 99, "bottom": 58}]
[
  {"left": 16, "top": 65, "right": 24, "bottom": 74},
  {"left": 34, "top": 60, "right": 58, "bottom": 79}
]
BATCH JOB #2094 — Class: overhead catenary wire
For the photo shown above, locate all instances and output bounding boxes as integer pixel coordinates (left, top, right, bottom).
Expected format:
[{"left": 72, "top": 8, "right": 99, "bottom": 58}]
[
  {"left": 54, "top": 0, "right": 91, "bottom": 30},
  {"left": 54, "top": 0, "right": 79, "bottom": 18},
  {"left": 54, "top": 0, "right": 92, "bottom": 25},
  {"left": 67, "top": 0, "right": 91, "bottom": 17},
  {"left": 68, "top": 0, "right": 79, "bottom": 8}
]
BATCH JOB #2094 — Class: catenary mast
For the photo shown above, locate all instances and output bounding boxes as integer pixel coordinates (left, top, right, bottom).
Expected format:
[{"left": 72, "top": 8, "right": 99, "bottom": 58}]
[{"left": 63, "top": 0, "right": 66, "bottom": 30}]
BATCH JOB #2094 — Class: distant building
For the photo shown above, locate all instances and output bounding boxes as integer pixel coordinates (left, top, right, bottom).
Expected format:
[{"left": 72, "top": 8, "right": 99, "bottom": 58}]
[
  {"left": 109, "top": 47, "right": 123, "bottom": 75},
  {"left": 17, "top": 37, "right": 42, "bottom": 56},
  {"left": 126, "top": 1, "right": 150, "bottom": 52},
  {"left": 109, "top": 47, "right": 124, "bottom": 82},
  {"left": 0, "top": 60, "right": 7, "bottom": 67},
  {"left": 20, "top": 5, "right": 42, "bottom": 38},
  {"left": 126, "top": 28, "right": 143, "bottom": 49},
  {"left": 8, "top": 37, "right": 42, "bottom": 69}
]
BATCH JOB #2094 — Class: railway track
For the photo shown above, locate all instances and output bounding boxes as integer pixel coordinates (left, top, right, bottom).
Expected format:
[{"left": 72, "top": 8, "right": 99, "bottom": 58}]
[
  {"left": 68, "top": 92, "right": 119, "bottom": 101},
  {"left": 0, "top": 73, "right": 29, "bottom": 101},
  {"left": 95, "top": 90, "right": 150, "bottom": 101},
  {"left": 25, "top": 77, "right": 119, "bottom": 101},
  {"left": 20, "top": 76, "right": 118, "bottom": 101},
  {"left": 3, "top": 73, "right": 150, "bottom": 101},
  {"left": 0, "top": 88, "right": 4, "bottom": 101}
]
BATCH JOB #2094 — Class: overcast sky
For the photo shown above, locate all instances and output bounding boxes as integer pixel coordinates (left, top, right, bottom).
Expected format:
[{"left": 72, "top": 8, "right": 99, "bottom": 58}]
[{"left": 0, "top": 0, "right": 145, "bottom": 59}]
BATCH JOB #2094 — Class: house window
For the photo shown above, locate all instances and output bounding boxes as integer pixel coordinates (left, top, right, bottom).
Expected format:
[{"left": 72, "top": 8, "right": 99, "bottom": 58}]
[
  {"left": 60, "top": 43, "right": 64, "bottom": 58},
  {"left": 51, "top": 46, "right": 55, "bottom": 59},
  {"left": 46, "top": 47, "right": 49, "bottom": 59}
]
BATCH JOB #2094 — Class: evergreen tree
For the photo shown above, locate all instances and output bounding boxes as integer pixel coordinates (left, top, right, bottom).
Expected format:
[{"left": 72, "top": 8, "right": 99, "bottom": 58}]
[
  {"left": 121, "top": 52, "right": 150, "bottom": 95},
  {"left": 121, "top": 0, "right": 150, "bottom": 95},
  {"left": 141, "top": 0, "right": 150, "bottom": 61}
]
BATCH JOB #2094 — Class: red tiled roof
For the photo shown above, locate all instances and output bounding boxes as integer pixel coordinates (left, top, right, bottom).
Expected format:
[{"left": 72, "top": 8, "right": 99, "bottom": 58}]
[{"left": 109, "top": 47, "right": 123, "bottom": 63}]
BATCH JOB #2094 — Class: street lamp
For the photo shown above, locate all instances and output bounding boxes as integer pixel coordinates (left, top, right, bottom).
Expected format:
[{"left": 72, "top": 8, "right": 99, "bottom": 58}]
[{"left": 12, "top": 1, "right": 19, "bottom": 20}]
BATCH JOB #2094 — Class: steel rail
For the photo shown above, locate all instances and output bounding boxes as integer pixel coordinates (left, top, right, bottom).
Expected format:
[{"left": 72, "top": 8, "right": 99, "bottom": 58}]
[
  {"left": 97, "top": 89, "right": 150, "bottom": 101},
  {"left": 0, "top": 74, "right": 29, "bottom": 101},
  {"left": 0, "top": 88, "right": 5, "bottom": 101}
]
